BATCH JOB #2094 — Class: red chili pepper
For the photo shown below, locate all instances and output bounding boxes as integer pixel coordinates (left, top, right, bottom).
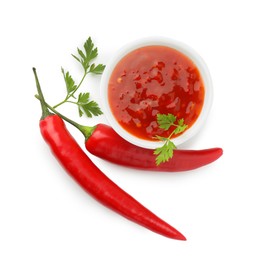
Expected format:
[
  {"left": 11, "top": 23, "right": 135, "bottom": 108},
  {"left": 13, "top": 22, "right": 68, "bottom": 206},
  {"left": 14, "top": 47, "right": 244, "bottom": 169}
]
[
  {"left": 86, "top": 124, "right": 223, "bottom": 171},
  {"left": 41, "top": 102, "right": 223, "bottom": 172},
  {"left": 34, "top": 68, "right": 186, "bottom": 240}
]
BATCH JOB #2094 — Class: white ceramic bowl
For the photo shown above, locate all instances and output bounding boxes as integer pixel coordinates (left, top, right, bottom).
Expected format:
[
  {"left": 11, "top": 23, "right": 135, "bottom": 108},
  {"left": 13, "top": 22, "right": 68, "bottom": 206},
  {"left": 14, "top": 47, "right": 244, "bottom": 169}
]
[{"left": 100, "top": 37, "right": 213, "bottom": 149}]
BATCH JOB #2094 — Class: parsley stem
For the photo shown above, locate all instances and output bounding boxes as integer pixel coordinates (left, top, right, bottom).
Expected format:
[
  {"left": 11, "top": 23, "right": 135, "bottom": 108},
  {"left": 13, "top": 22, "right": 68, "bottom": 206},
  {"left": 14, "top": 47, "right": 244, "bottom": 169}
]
[
  {"left": 53, "top": 98, "right": 67, "bottom": 109},
  {"left": 69, "top": 71, "right": 88, "bottom": 98},
  {"left": 53, "top": 71, "right": 88, "bottom": 109},
  {"left": 168, "top": 130, "right": 176, "bottom": 140},
  {"left": 65, "top": 100, "right": 78, "bottom": 105}
]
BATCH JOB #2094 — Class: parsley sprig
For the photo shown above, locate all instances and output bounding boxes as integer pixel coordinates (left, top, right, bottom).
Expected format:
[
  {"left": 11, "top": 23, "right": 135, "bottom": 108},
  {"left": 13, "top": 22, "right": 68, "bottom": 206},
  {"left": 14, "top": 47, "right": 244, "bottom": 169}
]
[
  {"left": 53, "top": 37, "right": 105, "bottom": 118},
  {"left": 154, "top": 114, "right": 188, "bottom": 166}
]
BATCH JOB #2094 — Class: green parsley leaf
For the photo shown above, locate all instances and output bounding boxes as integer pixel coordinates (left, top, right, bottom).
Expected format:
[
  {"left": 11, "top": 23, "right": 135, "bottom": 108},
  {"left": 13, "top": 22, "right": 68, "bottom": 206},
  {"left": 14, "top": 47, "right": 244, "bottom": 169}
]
[
  {"left": 154, "top": 140, "right": 176, "bottom": 166},
  {"left": 61, "top": 68, "right": 77, "bottom": 95},
  {"left": 77, "top": 92, "right": 90, "bottom": 104},
  {"left": 72, "top": 37, "right": 98, "bottom": 72},
  {"left": 77, "top": 92, "right": 103, "bottom": 118},
  {"left": 84, "top": 37, "right": 98, "bottom": 60},
  {"left": 154, "top": 114, "right": 188, "bottom": 165},
  {"left": 157, "top": 113, "right": 177, "bottom": 130},
  {"left": 89, "top": 63, "right": 106, "bottom": 74},
  {"left": 174, "top": 118, "right": 188, "bottom": 134}
]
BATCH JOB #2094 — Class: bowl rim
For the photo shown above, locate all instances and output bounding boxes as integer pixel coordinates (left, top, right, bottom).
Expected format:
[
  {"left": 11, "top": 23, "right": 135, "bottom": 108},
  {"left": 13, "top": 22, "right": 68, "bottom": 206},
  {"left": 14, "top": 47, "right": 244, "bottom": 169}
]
[{"left": 100, "top": 36, "right": 213, "bottom": 149}]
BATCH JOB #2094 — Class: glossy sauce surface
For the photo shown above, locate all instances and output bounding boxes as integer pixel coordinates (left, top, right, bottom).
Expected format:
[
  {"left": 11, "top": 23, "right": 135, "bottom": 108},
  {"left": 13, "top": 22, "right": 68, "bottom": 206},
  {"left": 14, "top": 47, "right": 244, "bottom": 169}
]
[{"left": 108, "top": 45, "right": 205, "bottom": 140}]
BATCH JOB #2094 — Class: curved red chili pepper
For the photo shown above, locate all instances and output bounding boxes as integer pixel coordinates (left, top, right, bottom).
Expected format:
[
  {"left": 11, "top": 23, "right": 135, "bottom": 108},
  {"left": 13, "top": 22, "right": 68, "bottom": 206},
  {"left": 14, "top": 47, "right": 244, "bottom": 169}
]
[
  {"left": 40, "top": 102, "right": 223, "bottom": 172},
  {"left": 34, "top": 68, "right": 186, "bottom": 240},
  {"left": 86, "top": 124, "right": 223, "bottom": 172}
]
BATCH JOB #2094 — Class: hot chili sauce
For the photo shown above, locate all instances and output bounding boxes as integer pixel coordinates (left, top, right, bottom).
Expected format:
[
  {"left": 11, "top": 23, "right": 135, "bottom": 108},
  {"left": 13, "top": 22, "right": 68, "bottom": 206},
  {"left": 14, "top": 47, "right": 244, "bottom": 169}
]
[{"left": 108, "top": 45, "right": 205, "bottom": 140}]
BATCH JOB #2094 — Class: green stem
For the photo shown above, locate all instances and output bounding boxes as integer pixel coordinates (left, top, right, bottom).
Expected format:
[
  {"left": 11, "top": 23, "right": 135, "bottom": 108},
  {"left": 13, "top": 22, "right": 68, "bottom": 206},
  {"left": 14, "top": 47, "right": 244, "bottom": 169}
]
[
  {"left": 33, "top": 68, "right": 52, "bottom": 120},
  {"left": 65, "top": 100, "right": 78, "bottom": 105},
  {"left": 71, "top": 71, "right": 88, "bottom": 97},
  {"left": 167, "top": 129, "right": 176, "bottom": 140},
  {"left": 53, "top": 71, "right": 88, "bottom": 109},
  {"left": 35, "top": 95, "right": 95, "bottom": 140},
  {"left": 53, "top": 98, "right": 67, "bottom": 109}
]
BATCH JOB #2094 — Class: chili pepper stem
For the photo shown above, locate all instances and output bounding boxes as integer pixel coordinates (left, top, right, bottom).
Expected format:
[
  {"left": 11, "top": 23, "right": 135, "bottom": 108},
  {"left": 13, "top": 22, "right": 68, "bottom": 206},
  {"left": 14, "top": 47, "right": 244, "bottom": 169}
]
[
  {"left": 33, "top": 68, "right": 52, "bottom": 120},
  {"left": 34, "top": 94, "right": 96, "bottom": 141}
]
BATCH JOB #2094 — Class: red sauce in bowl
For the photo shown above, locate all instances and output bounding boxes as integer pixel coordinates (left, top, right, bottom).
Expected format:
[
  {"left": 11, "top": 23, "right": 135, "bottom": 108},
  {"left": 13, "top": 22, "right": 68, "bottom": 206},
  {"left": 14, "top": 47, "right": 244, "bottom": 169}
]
[{"left": 108, "top": 45, "right": 205, "bottom": 141}]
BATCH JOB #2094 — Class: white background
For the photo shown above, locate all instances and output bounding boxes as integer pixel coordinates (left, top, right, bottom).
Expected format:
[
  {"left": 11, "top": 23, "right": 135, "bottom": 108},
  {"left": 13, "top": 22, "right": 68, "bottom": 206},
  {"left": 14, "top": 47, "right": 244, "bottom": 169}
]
[{"left": 1, "top": 0, "right": 267, "bottom": 259}]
